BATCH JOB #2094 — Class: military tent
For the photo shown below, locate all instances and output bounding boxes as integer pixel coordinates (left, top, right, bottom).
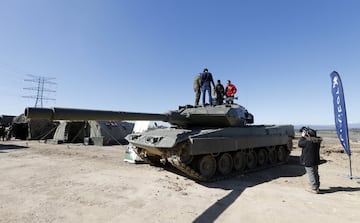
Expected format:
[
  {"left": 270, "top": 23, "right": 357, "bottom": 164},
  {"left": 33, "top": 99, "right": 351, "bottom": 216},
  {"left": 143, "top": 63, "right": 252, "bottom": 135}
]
[
  {"left": 9, "top": 114, "right": 58, "bottom": 140},
  {"left": 0, "top": 115, "right": 15, "bottom": 126},
  {"left": 50, "top": 120, "right": 134, "bottom": 146}
]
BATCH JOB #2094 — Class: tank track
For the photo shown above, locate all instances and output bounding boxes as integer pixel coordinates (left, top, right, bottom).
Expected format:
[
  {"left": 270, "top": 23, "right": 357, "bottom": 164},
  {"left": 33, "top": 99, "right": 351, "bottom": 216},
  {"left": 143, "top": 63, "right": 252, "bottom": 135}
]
[
  {"left": 136, "top": 149, "right": 211, "bottom": 181},
  {"left": 135, "top": 147, "right": 290, "bottom": 182},
  {"left": 136, "top": 151, "right": 161, "bottom": 166},
  {"left": 167, "top": 155, "right": 287, "bottom": 182},
  {"left": 167, "top": 156, "right": 207, "bottom": 181}
]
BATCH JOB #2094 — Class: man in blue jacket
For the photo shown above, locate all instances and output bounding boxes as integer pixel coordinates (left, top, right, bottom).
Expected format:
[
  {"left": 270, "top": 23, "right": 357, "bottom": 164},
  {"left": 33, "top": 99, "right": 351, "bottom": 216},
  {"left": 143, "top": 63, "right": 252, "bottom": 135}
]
[
  {"left": 200, "top": 68, "right": 215, "bottom": 106},
  {"left": 298, "top": 127, "right": 322, "bottom": 194}
]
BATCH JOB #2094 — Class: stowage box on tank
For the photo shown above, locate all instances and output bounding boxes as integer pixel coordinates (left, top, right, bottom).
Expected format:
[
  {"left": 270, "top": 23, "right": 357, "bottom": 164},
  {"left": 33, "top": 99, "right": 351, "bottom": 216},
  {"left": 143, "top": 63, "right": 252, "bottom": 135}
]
[{"left": 25, "top": 104, "right": 294, "bottom": 181}]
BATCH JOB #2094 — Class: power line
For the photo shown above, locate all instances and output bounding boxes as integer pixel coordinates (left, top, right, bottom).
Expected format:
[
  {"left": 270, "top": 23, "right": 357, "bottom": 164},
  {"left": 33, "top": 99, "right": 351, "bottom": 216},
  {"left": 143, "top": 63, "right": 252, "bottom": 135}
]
[{"left": 23, "top": 74, "right": 57, "bottom": 107}]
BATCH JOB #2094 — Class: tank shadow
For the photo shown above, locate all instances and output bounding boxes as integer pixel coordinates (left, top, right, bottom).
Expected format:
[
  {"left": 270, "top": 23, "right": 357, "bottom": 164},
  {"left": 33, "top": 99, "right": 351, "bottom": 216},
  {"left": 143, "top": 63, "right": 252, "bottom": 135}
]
[
  {"left": 0, "top": 143, "right": 29, "bottom": 151},
  {"left": 192, "top": 189, "right": 243, "bottom": 223},
  {"left": 191, "top": 155, "right": 306, "bottom": 223}
]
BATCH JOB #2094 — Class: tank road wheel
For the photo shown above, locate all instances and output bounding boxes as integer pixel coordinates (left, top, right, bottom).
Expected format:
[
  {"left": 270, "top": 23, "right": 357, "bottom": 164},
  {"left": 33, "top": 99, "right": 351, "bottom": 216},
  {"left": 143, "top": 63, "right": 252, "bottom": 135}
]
[
  {"left": 268, "top": 148, "right": 277, "bottom": 164},
  {"left": 217, "top": 153, "right": 233, "bottom": 176},
  {"left": 179, "top": 149, "right": 193, "bottom": 165},
  {"left": 198, "top": 155, "right": 217, "bottom": 179},
  {"left": 277, "top": 146, "right": 289, "bottom": 162},
  {"left": 246, "top": 150, "right": 257, "bottom": 169},
  {"left": 257, "top": 148, "right": 268, "bottom": 166},
  {"left": 233, "top": 151, "right": 246, "bottom": 172}
]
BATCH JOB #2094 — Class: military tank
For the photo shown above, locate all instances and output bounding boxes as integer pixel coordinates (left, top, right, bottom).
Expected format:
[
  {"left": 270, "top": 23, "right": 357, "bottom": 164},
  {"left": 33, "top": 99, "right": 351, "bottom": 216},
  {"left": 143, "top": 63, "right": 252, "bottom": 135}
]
[{"left": 25, "top": 104, "right": 294, "bottom": 181}]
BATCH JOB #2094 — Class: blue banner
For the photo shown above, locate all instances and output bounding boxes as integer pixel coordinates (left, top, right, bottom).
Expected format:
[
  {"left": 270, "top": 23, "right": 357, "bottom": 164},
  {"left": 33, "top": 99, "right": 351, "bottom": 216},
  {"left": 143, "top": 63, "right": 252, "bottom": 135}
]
[{"left": 330, "top": 71, "right": 351, "bottom": 156}]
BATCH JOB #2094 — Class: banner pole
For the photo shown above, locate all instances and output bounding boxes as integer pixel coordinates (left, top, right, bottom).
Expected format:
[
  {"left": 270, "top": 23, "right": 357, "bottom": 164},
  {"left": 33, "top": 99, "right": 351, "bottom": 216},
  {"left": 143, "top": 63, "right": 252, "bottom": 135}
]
[
  {"left": 349, "top": 155, "right": 353, "bottom": 179},
  {"left": 330, "top": 71, "right": 359, "bottom": 180}
]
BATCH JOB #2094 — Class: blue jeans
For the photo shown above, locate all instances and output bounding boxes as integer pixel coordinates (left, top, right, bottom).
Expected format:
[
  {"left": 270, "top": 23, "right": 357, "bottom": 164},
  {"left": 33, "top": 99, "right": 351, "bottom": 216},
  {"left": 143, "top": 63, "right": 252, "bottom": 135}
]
[
  {"left": 305, "top": 166, "right": 320, "bottom": 190},
  {"left": 202, "top": 85, "right": 212, "bottom": 105}
]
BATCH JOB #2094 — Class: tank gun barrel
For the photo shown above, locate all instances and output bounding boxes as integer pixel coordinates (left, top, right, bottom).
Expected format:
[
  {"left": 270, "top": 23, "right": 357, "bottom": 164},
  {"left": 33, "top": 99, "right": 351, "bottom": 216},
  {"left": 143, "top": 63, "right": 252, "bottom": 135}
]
[
  {"left": 25, "top": 107, "right": 169, "bottom": 122},
  {"left": 25, "top": 104, "right": 254, "bottom": 128}
]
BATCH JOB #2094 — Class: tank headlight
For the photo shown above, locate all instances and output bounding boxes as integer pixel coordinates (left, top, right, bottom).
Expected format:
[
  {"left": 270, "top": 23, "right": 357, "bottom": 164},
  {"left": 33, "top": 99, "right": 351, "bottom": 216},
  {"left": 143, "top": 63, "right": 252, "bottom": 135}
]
[
  {"left": 128, "top": 134, "right": 141, "bottom": 140},
  {"left": 145, "top": 136, "right": 163, "bottom": 144}
]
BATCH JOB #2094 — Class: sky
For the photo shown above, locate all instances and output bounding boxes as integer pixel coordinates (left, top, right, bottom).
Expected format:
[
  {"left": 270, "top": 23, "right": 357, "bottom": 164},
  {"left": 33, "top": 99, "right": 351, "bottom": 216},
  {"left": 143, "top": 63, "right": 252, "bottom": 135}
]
[{"left": 0, "top": 0, "right": 359, "bottom": 126}]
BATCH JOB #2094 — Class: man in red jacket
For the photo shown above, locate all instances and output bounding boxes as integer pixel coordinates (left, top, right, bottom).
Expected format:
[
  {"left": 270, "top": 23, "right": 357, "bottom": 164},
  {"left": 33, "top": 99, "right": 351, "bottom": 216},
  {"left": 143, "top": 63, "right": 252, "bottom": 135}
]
[{"left": 225, "top": 80, "right": 237, "bottom": 104}]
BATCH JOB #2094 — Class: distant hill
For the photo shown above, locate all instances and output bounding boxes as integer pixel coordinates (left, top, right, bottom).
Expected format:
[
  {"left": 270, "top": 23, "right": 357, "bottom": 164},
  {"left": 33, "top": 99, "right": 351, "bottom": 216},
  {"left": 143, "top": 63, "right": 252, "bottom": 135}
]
[{"left": 294, "top": 123, "right": 360, "bottom": 131}]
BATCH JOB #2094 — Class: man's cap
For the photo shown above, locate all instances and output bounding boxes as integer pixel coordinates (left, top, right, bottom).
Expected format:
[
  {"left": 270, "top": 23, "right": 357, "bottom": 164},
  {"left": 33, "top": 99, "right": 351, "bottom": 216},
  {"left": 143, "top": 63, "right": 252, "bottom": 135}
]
[{"left": 203, "top": 68, "right": 208, "bottom": 72}]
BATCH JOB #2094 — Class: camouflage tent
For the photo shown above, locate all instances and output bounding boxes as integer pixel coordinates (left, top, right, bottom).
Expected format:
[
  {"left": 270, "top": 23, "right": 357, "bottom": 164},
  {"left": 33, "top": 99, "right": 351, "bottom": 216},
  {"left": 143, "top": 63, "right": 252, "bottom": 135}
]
[
  {"left": 10, "top": 114, "right": 58, "bottom": 140},
  {"left": 0, "top": 115, "right": 15, "bottom": 126},
  {"left": 50, "top": 120, "right": 134, "bottom": 146}
]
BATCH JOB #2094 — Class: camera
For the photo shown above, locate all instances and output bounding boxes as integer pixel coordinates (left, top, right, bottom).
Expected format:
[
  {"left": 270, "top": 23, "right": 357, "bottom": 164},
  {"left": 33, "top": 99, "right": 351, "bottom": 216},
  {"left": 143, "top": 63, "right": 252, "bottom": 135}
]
[{"left": 300, "top": 126, "right": 317, "bottom": 137}]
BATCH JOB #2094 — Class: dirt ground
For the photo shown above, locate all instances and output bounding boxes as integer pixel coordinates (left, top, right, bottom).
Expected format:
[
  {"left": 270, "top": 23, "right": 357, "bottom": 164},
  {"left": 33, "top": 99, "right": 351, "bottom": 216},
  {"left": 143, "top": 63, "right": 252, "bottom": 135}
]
[{"left": 1, "top": 133, "right": 360, "bottom": 223}]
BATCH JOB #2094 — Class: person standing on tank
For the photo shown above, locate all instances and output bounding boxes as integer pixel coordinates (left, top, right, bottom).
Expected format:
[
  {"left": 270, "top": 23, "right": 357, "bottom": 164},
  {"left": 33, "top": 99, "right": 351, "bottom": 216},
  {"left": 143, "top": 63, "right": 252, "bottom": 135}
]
[
  {"left": 200, "top": 68, "right": 215, "bottom": 106},
  {"left": 214, "top": 80, "right": 225, "bottom": 105},
  {"left": 298, "top": 127, "right": 322, "bottom": 194},
  {"left": 193, "top": 73, "right": 202, "bottom": 106},
  {"left": 225, "top": 80, "right": 237, "bottom": 104}
]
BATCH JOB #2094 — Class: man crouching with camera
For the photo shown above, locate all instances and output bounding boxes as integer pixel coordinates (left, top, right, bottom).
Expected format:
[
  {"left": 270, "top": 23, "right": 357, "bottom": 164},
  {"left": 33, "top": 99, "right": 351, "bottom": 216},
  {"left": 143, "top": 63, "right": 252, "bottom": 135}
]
[{"left": 298, "top": 127, "right": 323, "bottom": 194}]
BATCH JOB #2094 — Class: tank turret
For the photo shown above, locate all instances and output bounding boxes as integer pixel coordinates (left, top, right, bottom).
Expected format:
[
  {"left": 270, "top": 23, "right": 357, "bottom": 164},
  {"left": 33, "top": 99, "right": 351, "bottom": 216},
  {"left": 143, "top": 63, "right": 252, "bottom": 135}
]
[{"left": 25, "top": 104, "right": 254, "bottom": 128}]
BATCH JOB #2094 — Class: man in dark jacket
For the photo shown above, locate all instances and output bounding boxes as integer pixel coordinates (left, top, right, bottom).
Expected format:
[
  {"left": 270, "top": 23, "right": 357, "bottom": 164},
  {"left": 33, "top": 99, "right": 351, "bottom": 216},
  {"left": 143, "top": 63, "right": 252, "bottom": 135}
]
[
  {"left": 214, "top": 80, "right": 225, "bottom": 105},
  {"left": 298, "top": 127, "right": 322, "bottom": 194},
  {"left": 200, "top": 68, "right": 215, "bottom": 106}
]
